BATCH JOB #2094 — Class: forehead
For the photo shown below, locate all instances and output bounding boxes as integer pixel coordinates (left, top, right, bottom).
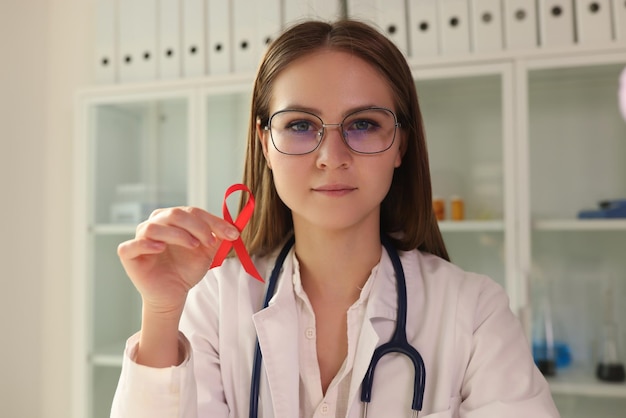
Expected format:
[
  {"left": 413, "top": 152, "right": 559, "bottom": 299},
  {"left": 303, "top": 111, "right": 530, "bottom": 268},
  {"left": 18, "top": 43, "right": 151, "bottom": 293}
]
[{"left": 269, "top": 49, "right": 396, "bottom": 115}]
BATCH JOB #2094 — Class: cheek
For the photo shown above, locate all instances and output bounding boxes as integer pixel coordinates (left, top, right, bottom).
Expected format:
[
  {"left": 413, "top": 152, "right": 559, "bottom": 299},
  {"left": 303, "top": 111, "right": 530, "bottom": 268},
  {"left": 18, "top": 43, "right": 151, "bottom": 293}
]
[
  {"left": 267, "top": 154, "right": 306, "bottom": 204},
  {"left": 394, "top": 148, "right": 402, "bottom": 168}
]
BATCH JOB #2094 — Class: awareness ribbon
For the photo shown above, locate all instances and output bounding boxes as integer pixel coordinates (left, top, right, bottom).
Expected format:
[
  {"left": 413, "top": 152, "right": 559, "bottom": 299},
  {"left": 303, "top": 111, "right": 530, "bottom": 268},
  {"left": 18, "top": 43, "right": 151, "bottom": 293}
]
[{"left": 209, "top": 183, "right": 264, "bottom": 283}]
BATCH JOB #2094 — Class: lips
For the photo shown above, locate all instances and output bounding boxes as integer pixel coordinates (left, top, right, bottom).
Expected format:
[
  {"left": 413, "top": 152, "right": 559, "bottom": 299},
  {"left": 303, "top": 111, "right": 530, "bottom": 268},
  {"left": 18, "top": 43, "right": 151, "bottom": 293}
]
[{"left": 312, "top": 184, "right": 357, "bottom": 195}]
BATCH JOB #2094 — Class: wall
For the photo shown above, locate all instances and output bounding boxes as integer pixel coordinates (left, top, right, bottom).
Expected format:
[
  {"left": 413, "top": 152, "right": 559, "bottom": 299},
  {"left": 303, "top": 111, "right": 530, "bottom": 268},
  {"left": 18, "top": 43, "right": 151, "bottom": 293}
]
[
  {"left": 41, "top": 2, "right": 91, "bottom": 416},
  {"left": 0, "top": 1, "right": 48, "bottom": 416},
  {"left": 0, "top": 1, "right": 91, "bottom": 417}
]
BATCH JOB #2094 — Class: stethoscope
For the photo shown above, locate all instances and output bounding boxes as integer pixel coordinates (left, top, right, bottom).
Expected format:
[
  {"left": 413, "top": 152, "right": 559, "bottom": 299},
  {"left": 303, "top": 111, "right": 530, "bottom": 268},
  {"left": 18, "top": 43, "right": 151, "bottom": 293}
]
[{"left": 248, "top": 235, "right": 426, "bottom": 418}]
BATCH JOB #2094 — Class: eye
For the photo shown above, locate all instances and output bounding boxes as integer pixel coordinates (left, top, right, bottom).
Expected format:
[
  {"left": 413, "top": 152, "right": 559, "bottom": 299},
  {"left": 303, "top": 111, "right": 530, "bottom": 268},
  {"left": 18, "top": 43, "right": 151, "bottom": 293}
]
[
  {"left": 348, "top": 119, "right": 377, "bottom": 131},
  {"left": 287, "top": 119, "right": 317, "bottom": 132}
]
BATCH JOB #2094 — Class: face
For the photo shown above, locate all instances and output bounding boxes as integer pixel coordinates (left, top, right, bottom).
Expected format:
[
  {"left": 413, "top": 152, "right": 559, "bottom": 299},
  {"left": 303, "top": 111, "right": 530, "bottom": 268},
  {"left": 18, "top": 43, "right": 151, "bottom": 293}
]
[{"left": 258, "top": 49, "right": 404, "bottom": 235}]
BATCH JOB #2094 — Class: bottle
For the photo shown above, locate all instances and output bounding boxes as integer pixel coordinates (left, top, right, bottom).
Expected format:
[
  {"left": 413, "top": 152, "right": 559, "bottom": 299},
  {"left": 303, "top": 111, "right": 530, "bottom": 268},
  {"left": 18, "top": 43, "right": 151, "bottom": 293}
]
[
  {"left": 432, "top": 196, "right": 445, "bottom": 221},
  {"left": 450, "top": 196, "right": 464, "bottom": 221},
  {"left": 596, "top": 285, "right": 625, "bottom": 382}
]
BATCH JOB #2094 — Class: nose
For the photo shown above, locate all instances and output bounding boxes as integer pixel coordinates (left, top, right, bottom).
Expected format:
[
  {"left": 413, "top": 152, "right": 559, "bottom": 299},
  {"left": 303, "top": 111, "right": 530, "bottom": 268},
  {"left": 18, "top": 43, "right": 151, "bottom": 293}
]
[{"left": 316, "top": 123, "right": 352, "bottom": 168}]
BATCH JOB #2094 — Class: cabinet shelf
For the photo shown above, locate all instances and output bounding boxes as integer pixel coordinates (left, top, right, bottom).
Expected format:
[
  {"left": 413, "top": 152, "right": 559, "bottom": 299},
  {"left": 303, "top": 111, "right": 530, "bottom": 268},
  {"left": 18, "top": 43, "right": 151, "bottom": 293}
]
[
  {"left": 533, "top": 219, "right": 626, "bottom": 231},
  {"left": 548, "top": 367, "right": 626, "bottom": 399},
  {"left": 90, "top": 224, "right": 137, "bottom": 235},
  {"left": 438, "top": 220, "right": 504, "bottom": 232},
  {"left": 90, "top": 341, "right": 125, "bottom": 368}
]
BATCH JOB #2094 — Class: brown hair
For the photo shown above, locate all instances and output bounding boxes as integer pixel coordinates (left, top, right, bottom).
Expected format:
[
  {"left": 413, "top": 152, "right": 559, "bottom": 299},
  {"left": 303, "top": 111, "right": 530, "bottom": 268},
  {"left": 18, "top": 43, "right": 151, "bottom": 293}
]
[{"left": 239, "top": 19, "right": 448, "bottom": 261}]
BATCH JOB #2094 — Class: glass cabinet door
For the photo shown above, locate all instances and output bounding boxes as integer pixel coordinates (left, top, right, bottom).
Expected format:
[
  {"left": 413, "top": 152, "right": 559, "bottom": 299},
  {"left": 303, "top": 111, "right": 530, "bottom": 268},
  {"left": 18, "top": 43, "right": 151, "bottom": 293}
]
[
  {"left": 526, "top": 57, "right": 626, "bottom": 417},
  {"left": 415, "top": 64, "right": 516, "bottom": 305},
  {"left": 200, "top": 86, "right": 252, "bottom": 215},
  {"left": 82, "top": 94, "right": 191, "bottom": 418}
]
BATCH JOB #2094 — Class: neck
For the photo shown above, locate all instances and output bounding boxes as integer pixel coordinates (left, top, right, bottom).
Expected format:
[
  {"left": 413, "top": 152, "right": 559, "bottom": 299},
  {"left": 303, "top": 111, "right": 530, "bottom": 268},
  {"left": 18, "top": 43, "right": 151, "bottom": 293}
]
[{"left": 293, "top": 225, "right": 382, "bottom": 302}]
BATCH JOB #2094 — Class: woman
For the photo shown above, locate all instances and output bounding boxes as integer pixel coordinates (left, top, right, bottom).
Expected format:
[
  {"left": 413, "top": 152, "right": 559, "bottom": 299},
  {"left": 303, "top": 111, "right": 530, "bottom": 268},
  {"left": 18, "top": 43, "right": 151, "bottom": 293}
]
[{"left": 112, "top": 20, "right": 559, "bottom": 418}]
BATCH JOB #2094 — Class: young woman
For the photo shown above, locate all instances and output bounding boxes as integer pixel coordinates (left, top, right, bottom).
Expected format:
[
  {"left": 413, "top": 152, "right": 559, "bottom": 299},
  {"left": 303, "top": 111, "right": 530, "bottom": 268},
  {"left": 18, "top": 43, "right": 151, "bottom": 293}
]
[{"left": 112, "top": 20, "right": 559, "bottom": 418}]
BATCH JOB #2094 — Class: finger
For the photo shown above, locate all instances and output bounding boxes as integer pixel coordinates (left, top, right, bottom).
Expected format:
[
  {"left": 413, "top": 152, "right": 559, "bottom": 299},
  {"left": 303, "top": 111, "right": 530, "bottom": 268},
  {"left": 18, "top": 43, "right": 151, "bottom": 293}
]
[
  {"left": 145, "top": 207, "right": 214, "bottom": 246},
  {"left": 189, "top": 208, "right": 240, "bottom": 241},
  {"left": 153, "top": 206, "right": 240, "bottom": 244},
  {"left": 118, "top": 237, "right": 166, "bottom": 260},
  {"left": 137, "top": 221, "right": 202, "bottom": 250},
  {"left": 148, "top": 207, "right": 166, "bottom": 219}
]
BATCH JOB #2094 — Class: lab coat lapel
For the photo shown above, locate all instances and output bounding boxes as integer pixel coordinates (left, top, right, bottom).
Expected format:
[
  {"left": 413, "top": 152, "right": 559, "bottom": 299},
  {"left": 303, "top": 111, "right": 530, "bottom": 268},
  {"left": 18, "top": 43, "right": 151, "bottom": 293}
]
[
  {"left": 252, "top": 252, "right": 299, "bottom": 418},
  {"left": 348, "top": 250, "right": 397, "bottom": 412},
  {"left": 349, "top": 314, "right": 380, "bottom": 408}
]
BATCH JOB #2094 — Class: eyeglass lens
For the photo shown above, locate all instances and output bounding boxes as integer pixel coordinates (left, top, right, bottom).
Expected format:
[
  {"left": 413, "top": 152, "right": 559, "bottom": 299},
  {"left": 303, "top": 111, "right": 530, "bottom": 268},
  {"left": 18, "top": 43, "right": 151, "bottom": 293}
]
[{"left": 268, "top": 108, "right": 397, "bottom": 155}]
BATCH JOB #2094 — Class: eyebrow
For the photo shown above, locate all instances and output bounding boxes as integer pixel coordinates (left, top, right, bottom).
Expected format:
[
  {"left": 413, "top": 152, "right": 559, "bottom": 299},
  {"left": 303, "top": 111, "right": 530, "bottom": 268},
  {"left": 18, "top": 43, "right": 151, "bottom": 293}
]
[{"left": 274, "top": 103, "right": 389, "bottom": 117}]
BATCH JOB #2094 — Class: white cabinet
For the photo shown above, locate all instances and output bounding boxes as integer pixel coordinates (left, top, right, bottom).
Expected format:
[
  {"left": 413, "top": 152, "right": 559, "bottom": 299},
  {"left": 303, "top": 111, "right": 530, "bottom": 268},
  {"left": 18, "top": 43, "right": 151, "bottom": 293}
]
[
  {"left": 73, "top": 79, "right": 251, "bottom": 418},
  {"left": 74, "top": 90, "right": 192, "bottom": 418},
  {"left": 74, "top": 52, "right": 626, "bottom": 418},
  {"left": 519, "top": 53, "right": 626, "bottom": 416},
  {"left": 415, "top": 63, "right": 519, "bottom": 308}
]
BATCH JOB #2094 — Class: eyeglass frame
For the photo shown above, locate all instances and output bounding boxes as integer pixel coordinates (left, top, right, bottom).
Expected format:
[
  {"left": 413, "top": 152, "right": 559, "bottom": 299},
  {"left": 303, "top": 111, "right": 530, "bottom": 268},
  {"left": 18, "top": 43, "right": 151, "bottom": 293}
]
[{"left": 262, "top": 106, "right": 402, "bottom": 155}]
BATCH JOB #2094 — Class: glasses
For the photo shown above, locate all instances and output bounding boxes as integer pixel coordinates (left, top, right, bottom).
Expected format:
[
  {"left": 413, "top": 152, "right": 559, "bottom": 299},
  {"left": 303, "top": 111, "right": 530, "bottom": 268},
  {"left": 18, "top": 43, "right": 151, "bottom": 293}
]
[{"left": 264, "top": 107, "right": 400, "bottom": 155}]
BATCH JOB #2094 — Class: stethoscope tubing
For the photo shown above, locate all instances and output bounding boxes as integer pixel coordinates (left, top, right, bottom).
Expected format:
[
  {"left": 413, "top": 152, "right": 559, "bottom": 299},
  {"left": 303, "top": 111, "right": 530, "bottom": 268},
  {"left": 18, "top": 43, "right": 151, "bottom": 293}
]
[
  {"left": 359, "top": 237, "right": 425, "bottom": 413},
  {"left": 249, "top": 236, "right": 295, "bottom": 416}
]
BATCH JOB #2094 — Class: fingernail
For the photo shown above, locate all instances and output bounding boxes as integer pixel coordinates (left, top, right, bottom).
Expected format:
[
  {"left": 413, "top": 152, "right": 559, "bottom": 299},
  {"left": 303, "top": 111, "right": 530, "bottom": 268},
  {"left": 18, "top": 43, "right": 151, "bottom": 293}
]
[{"left": 226, "top": 227, "right": 240, "bottom": 240}]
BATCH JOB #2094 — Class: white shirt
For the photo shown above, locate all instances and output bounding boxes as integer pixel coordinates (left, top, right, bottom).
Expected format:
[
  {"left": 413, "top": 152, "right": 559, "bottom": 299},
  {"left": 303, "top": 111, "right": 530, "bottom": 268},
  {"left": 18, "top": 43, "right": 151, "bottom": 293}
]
[
  {"left": 292, "top": 254, "right": 378, "bottom": 417},
  {"left": 111, "top": 246, "right": 561, "bottom": 418}
]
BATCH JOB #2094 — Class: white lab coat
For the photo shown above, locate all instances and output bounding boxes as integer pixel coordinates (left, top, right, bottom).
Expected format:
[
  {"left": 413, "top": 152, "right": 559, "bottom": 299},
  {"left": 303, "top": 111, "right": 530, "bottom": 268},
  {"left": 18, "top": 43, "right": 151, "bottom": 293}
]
[{"left": 111, "top": 247, "right": 560, "bottom": 418}]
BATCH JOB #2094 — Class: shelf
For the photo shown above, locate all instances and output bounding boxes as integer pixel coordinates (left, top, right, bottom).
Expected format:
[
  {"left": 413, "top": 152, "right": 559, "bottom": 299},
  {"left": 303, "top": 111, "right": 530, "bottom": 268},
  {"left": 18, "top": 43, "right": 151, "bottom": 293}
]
[
  {"left": 90, "top": 341, "right": 126, "bottom": 368},
  {"left": 533, "top": 219, "right": 626, "bottom": 232},
  {"left": 90, "top": 224, "right": 137, "bottom": 235},
  {"left": 438, "top": 220, "right": 504, "bottom": 232},
  {"left": 548, "top": 367, "right": 626, "bottom": 398}
]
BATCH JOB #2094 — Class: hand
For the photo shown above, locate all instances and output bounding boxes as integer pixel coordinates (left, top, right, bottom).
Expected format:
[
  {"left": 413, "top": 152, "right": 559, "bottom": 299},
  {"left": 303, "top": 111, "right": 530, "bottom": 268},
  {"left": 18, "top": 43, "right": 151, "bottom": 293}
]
[{"left": 117, "top": 206, "right": 240, "bottom": 318}]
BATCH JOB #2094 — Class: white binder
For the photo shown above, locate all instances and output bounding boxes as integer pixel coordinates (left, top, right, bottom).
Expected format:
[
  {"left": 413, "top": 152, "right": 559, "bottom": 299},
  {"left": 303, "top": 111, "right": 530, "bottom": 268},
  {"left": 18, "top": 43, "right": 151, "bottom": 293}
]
[
  {"left": 439, "top": 0, "right": 471, "bottom": 54},
  {"left": 158, "top": 0, "right": 181, "bottom": 80},
  {"left": 537, "top": 0, "right": 575, "bottom": 47},
  {"left": 470, "top": 0, "right": 504, "bottom": 53},
  {"left": 233, "top": 0, "right": 259, "bottom": 74},
  {"left": 346, "top": 0, "right": 377, "bottom": 23},
  {"left": 313, "top": 0, "right": 344, "bottom": 22},
  {"left": 575, "top": 0, "right": 612, "bottom": 44},
  {"left": 613, "top": 0, "right": 626, "bottom": 44},
  {"left": 407, "top": 0, "right": 440, "bottom": 58},
  {"left": 376, "top": 0, "right": 409, "bottom": 54},
  {"left": 206, "top": 0, "right": 232, "bottom": 75},
  {"left": 503, "top": 0, "right": 538, "bottom": 50},
  {"left": 347, "top": 0, "right": 409, "bottom": 54},
  {"left": 94, "top": 0, "right": 118, "bottom": 84},
  {"left": 256, "top": 0, "right": 282, "bottom": 58},
  {"left": 182, "top": 0, "right": 206, "bottom": 78},
  {"left": 283, "top": 0, "right": 310, "bottom": 25},
  {"left": 283, "top": 0, "right": 309, "bottom": 27},
  {"left": 284, "top": 0, "right": 342, "bottom": 25},
  {"left": 118, "top": 0, "right": 158, "bottom": 82}
]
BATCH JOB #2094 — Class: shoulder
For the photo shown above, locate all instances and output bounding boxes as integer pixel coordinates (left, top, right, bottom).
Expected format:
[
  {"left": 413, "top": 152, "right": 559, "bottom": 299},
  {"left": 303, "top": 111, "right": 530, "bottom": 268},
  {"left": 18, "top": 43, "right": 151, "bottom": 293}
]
[
  {"left": 400, "top": 249, "right": 511, "bottom": 328},
  {"left": 402, "top": 249, "right": 504, "bottom": 296}
]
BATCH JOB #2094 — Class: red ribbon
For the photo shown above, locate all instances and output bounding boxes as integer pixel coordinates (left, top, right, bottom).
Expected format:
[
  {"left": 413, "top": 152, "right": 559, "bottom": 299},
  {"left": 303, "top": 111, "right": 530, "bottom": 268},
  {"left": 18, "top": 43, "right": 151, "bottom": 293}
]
[{"left": 209, "top": 184, "right": 264, "bottom": 283}]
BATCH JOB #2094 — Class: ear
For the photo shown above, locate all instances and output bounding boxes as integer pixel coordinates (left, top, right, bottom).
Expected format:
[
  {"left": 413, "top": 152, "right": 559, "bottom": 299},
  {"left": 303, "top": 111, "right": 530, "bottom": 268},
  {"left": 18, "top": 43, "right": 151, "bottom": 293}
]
[{"left": 256, "top": 118, "right": 272, "bottom": 169}]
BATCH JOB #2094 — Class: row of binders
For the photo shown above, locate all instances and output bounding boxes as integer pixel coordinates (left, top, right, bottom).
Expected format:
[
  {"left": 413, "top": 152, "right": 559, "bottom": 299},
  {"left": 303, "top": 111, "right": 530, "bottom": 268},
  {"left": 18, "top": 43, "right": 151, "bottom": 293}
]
[
  {"left": 95, "top": 0, "right": 626, "bottom": 84},
  {"left": 95, "top": 0, "right": 343, "bottom": 84},
  {"left": 361, "top": 0, "right": 626, "bottom": 59}
]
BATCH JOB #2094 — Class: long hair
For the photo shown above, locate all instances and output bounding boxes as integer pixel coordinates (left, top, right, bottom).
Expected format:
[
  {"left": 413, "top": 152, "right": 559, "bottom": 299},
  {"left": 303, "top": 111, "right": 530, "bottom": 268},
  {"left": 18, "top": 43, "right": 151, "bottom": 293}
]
[{"left": 239, "top": 19, "right": 448, "bottom": 261}]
